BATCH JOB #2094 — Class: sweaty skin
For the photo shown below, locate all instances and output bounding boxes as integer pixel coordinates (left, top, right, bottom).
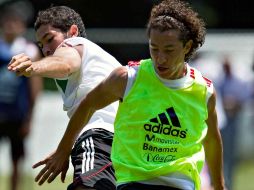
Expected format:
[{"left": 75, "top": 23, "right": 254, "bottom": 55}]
[{"left": 8, "top": 24, "right": 81, "bottom": 79}]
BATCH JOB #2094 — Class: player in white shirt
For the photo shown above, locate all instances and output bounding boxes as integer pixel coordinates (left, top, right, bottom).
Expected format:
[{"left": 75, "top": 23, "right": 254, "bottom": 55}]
[{"left": 8, "top": 6, "right": 121, "bottom": 190}]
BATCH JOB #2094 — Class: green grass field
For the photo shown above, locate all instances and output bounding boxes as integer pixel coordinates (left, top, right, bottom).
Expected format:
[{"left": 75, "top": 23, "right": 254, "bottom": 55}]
[
  {"left": 0, "top": 174, "right": 73, "bottom": 190},
  {"left": 1, "top": 160, "right": 254, "bottom": 190},
  {"left": 233, "top": 160, "right": 254, "bottom": 190}
]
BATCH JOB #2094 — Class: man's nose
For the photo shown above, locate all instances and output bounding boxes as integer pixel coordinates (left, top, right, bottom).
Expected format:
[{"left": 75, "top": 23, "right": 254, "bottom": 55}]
[{"left": 157, "top": 52, "right": 167, "bottom": 65}]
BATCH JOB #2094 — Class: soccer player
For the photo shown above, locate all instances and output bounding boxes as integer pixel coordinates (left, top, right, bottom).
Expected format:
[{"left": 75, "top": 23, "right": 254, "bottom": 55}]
[{"left": 8, "top": 6, "right": 121, "bottom": 190}]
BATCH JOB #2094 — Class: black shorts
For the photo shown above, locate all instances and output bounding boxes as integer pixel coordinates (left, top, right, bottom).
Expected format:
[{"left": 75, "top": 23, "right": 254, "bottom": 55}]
[
  {"left": 117, "top": 183, "right": 183, "bottom": 190},
  {"left": 67, "top": 128, "right": 116, "bottom": 190},
  {"left": 0, "top": 121, "right": 24, "bottom": 161}
]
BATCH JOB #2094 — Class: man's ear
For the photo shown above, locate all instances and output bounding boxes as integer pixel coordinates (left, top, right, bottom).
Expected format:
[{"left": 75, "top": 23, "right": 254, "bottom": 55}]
[{"left": 68, "top": 24, "right": 79, "bottom": 37}]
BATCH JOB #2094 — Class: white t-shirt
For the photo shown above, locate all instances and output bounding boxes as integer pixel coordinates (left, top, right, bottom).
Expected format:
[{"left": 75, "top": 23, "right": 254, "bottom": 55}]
[
  {"left": 125, "top": 64, "right": 213, "bottom": 101},
  {"left": 55, "top": 37, "right": 121, "bottom": 135}
]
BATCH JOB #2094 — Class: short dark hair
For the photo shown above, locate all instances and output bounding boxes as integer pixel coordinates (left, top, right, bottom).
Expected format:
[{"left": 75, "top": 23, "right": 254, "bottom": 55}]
[
  {"left": 147, "top": 0, "right": 206, "bottom": 61},
  {"left": 34, "top": 6, "right": 87, "bottom": 38}
]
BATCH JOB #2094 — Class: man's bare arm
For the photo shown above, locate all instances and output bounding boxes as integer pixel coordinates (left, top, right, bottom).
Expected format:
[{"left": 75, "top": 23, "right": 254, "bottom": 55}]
[
  {"left": 204, "top": 89, "right": 225, "bottom": 190},
  {"left": 8, "top": 46, "right": 81, "bottom": 78},
  {"left": 32, "top": 66, "right": 127, "bottom": 185}
]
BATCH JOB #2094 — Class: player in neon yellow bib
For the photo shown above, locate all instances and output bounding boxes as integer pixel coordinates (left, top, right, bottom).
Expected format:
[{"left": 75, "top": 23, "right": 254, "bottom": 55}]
[
  {"left": 11, "top": 0, "right": 225, "bottom": 189},
  {"left": 112, "top": 58, "right": 208, "bottom": 189}
]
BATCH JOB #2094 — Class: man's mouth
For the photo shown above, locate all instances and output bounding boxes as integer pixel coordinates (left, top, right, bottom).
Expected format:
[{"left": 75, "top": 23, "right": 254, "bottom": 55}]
[{"left": 157, "top": 66, "right": 168, "bottom": 72}]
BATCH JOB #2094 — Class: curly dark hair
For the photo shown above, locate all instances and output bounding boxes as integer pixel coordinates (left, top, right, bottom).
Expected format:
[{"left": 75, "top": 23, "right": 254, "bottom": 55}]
[
  {"left": 147, "top": 0, "right": 206, "bottom": 61},
  {"left": 34, "top": 6, "right": 86, "bottom": 38}
]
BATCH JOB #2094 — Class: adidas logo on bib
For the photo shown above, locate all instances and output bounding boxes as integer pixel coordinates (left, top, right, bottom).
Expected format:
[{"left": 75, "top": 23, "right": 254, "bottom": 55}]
[{"left": 144, "top": 107, "right": 187, "bottom": 139}]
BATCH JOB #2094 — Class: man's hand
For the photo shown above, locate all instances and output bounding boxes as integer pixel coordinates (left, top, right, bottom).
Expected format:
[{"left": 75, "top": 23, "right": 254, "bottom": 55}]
[
  {"left": 8, "top": 53, "right": 34, "bottom": 77},
  {"left": 32, "top": 150, "right": 69, "bottom": 185}
]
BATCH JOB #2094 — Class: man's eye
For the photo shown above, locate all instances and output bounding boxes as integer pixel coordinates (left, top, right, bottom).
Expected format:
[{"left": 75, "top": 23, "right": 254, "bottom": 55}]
[
  {"left": 165, "top": 49, "right": 174, "bottom": 53},
  {"left": 47, "top": 37, "right": 53, "bottom": 43},
  {"left": 151, "top": 48, "right": 158, "bottom": 52}
]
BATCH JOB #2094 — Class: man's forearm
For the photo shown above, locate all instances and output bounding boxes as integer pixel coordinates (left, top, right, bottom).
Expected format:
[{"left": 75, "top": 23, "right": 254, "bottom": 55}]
[
  {"left": 31, "top": 56, "right": 73, "bottom": 78},
  {"left": 204, "top": 138, "right": 225, "bottom": 189},
  {"left": 56, "top": 98, "right": 96, "bottom": 155}
]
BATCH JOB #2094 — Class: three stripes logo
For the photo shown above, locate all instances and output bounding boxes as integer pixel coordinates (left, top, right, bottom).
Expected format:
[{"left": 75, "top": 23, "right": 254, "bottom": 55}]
[{"left": 144, "top": 107, "right": 187, "bottom": 139}]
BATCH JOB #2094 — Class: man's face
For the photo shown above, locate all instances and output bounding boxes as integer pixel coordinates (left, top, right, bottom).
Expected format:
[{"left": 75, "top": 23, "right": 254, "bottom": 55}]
[
  {"left": 149, "top": 28, "right": 190, "bottom": 80},
  {"left": 36, "top": 24, "right": 67, "bottom": 56}
]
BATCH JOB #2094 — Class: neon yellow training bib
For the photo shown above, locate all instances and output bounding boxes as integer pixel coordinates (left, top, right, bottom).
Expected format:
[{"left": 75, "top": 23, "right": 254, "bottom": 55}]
[{"left": 112, "top": 59, "right": 209, "bottom": 190}]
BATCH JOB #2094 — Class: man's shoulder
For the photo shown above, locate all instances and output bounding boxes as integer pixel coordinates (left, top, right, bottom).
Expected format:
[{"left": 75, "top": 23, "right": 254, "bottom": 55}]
[{"left": 127, "top": 58, "right": 151, "bottom": 67}]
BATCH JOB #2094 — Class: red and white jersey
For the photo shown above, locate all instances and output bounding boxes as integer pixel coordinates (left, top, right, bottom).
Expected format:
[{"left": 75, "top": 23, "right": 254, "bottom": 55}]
[
  {"left": 56, "top": 37, "right": 121, "bottom": 134},
  {"left": 125, "top": 61, "right": 214, "bottom": 104}
]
